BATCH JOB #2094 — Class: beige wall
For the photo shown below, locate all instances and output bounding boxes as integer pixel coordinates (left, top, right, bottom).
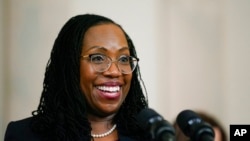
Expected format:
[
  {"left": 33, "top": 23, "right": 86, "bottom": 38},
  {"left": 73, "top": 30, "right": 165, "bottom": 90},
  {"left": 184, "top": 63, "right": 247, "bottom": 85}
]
[
  {"left": 1, "top": 0, "right": 250, "bottom": 140},
  {"left": 0, "top": 0, "right": 3, "bottom": 139},
  {"left": 155, "top": 0, "right": 250, "bottom": 129}
]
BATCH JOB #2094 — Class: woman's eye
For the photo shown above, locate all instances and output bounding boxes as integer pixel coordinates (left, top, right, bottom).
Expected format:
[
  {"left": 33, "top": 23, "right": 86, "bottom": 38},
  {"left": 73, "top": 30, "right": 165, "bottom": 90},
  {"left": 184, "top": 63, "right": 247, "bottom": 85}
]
[
  {"left": 119, "top": 56, "right": 130, "bottom": 64},
  {"left": 90, "top": 54, "right": 106, "bottom": 63}
]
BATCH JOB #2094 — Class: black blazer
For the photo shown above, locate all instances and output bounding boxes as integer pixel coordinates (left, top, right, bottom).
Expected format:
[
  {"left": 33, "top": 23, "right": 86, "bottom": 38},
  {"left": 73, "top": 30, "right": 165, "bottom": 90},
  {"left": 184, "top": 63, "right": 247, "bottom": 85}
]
[{"left": 4, "top": 117, "right": 140, "bottom": 141}]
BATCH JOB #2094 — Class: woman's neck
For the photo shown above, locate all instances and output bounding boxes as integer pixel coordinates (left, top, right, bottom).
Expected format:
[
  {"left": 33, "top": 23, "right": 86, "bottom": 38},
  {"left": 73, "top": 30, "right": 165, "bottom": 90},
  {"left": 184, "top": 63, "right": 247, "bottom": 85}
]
[
  {"left": 88, "top": 113, "right": 115, "bottom": 133},
  {"left": 88, "top": 114, "right": 118, "bottom": 141}
]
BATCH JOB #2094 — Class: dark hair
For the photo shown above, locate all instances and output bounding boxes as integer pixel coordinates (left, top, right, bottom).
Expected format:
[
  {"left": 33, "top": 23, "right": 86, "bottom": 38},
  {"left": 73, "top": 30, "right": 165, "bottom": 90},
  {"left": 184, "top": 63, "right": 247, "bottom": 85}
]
[{"left": 31, "top": 14, "right": 148, "bottom": 141}]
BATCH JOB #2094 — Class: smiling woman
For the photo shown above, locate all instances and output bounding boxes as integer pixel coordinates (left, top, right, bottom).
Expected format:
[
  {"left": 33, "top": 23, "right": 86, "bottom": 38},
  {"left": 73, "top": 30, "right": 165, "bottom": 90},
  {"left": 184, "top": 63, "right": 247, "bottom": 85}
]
[
  {"left": 79, "top": 24, "right": 133, "bottom": 118},
  {"left": 4, "top": 14, "right": 148, "bottom": 141}
]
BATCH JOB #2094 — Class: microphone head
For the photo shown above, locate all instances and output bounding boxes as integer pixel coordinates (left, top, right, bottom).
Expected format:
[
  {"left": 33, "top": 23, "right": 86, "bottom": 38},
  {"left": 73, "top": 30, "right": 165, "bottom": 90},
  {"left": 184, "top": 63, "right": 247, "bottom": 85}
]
[
  {"left": 136, "top": 108, "right": 161, "bottom": 130},
  {"left": 177, "top": 110, "right": 214, "bottom": 141},
  {"left": 136, "top": 108, "right": 175, "bottom": 140},
  {"left": 177, "top": 110, "right": 201, "bottom": 135}
]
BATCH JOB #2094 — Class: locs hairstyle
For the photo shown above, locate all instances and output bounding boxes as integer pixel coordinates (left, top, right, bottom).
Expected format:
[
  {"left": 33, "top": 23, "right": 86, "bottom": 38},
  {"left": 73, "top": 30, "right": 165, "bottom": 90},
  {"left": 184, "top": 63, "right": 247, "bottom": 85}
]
[{"left": 31, "top": 14, "right": 148, "bottom": 141}]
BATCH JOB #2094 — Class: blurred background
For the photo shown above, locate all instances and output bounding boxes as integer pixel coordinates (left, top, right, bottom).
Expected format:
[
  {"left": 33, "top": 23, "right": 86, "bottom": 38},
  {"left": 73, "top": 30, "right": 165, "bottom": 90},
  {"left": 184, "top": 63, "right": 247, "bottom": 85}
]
[{"left": 1, "top": 0, "right": 250, "bottom": 140}]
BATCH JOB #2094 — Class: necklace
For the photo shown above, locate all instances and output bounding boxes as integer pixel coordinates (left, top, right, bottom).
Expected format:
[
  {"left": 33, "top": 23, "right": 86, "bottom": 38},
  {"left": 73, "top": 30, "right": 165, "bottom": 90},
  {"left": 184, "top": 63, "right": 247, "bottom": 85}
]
[{"left": 91, "top": 124, "right": 117, "bottom": 138}]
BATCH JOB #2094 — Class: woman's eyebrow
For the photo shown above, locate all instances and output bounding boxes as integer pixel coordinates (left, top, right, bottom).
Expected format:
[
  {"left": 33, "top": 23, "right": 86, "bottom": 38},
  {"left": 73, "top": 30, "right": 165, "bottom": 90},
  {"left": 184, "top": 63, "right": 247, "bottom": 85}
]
[
  {"left": 86, "top": 46, "right": 129, "bottom": 52},
  {"left": 119, "top": 46, "right": 129, "bottom": 52},
  {"left": 86, "top": 46, "right": 107, "bottom": 51}
]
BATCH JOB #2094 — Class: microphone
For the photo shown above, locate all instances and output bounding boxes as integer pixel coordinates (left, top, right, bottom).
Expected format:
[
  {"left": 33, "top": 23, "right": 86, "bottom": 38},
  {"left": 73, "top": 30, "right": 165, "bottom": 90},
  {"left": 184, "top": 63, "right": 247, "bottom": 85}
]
[
  {"left": 176, "top": 110, "right": 215, "bottom": 141},
  {"left": 136, "top": 108, "right": 175, "bottom": 141}
]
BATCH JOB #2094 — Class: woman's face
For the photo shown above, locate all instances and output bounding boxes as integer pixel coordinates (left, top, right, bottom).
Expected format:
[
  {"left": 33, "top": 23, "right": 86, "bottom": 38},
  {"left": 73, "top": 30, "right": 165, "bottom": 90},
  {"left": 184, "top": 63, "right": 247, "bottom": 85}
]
[{"left": 80, "top": 23, "right": 132, "bottom": 117}]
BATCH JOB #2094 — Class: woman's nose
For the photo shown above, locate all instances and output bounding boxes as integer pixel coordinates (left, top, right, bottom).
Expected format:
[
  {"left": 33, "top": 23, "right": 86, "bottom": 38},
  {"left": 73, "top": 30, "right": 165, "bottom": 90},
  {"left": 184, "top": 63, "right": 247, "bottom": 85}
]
[{"left": 103, "top": 61, "right": 122, "bottom": 76}]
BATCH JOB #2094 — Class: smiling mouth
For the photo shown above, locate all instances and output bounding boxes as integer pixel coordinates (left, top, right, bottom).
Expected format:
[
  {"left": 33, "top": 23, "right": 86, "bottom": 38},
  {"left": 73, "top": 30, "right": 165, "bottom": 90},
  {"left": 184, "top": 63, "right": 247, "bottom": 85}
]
[{"left": 96, "top": 86, "right": 120, "bottom": 93}]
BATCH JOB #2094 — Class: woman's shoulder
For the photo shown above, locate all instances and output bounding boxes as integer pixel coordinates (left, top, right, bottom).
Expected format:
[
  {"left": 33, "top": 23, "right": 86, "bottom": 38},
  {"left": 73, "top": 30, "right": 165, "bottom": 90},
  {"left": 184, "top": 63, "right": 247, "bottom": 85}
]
[
  {"left": 4, "top": 116, "right": 42, "bottom": 141},
  {"left": 6, "top": 117, "right": 34, "bottom": 132},
  {"left": 8, "top": 116, "right": 33, "bottom": 125}
]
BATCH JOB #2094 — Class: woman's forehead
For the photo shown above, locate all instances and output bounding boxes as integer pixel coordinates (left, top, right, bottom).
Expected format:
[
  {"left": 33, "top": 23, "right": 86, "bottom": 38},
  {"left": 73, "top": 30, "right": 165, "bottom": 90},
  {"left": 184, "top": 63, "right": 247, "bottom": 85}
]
[{"left": 81, "top": 24, "right": 128, "bottom": 53}]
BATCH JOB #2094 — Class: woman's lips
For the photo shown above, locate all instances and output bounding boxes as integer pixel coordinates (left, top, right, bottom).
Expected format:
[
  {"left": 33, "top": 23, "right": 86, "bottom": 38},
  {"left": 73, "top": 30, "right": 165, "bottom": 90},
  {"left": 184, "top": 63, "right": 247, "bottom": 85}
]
[
  {"left": 96, "top": 85, "right": 121, "bottom": 99},
  {"left": 96, "top": 85, "right": 120, "bottom": 92}
]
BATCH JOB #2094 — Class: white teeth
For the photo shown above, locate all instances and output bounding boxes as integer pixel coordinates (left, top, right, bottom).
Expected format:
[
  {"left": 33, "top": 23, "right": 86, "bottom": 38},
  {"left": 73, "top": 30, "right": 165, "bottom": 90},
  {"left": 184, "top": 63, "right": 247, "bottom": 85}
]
[{"left": 96, "top": 86, "right": 120, "bottom": 92}]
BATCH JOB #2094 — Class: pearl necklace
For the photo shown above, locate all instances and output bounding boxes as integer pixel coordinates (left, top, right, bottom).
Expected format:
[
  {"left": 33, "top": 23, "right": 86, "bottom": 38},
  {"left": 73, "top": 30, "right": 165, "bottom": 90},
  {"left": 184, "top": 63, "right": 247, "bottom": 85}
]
[{"left": 91, "top": 124, "right": 117, "bottom": 138}]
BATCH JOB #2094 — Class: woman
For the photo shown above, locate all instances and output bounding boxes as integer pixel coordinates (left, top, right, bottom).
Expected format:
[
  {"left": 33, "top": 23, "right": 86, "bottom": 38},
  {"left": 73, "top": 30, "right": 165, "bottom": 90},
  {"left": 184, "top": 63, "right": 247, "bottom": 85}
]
[{"left": 4, "top": 14, "right": 148, "bottom": 141}]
